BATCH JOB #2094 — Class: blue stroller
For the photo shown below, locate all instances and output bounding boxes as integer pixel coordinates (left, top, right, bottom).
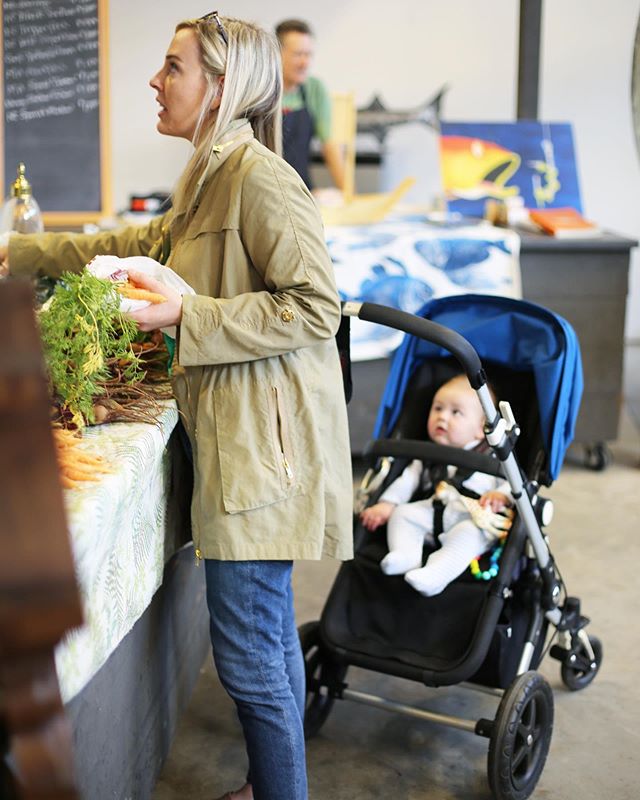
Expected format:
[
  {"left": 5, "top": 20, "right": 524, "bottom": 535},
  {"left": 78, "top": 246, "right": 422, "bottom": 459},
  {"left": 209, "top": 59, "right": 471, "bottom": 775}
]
[{"left": 300, "top": 294, "right": 602, "bottom": 800}]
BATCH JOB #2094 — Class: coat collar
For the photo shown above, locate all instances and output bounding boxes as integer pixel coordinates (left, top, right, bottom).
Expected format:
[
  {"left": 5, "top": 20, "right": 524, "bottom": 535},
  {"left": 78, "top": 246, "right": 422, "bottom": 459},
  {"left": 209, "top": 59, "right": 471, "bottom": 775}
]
[
  {"left": 194, "top": 119, "right": 254, "bottom": 198},
  {"left": 171, "top": 120, "right": 255, "bottom": 221}
]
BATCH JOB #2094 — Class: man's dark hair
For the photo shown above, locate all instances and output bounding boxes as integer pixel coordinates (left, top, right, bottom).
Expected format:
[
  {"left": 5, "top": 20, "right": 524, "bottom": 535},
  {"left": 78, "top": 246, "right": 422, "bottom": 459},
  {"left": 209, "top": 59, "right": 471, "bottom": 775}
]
[{"left": 275, "top": 19, "right": 313, "bottom": 43}]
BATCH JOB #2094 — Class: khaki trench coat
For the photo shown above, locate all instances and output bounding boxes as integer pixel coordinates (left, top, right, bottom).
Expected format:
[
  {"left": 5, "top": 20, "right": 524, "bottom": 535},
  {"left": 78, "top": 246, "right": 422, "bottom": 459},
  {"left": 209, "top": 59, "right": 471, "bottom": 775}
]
[{"left": 10, "top": 121, "right": 354, "bottom": 562}]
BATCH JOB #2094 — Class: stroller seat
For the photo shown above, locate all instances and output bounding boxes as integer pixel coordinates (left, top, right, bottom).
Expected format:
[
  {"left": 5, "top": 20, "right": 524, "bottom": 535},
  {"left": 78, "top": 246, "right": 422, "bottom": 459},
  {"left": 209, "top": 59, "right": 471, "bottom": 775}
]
[
  {"left": 321, "top": 504, "right": 532, "bottom": 689},
  {"left": 321, "top": 552, "right": 493, "bottom": 674}
]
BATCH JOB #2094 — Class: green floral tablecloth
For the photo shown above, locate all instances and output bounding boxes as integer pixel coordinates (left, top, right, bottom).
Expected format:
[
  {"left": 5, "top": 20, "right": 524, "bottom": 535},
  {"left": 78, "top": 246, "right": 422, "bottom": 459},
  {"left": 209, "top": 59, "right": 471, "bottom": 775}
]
[{"left": 55, "top": 401, "right": 180, "bottom": 703}]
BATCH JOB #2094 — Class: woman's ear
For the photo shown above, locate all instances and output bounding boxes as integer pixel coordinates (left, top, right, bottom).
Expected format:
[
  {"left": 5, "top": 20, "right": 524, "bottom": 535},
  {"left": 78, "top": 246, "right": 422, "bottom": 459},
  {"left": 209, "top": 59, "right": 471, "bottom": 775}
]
[{"left": 210, "top": 76, "right": 225, "bottom": 111}]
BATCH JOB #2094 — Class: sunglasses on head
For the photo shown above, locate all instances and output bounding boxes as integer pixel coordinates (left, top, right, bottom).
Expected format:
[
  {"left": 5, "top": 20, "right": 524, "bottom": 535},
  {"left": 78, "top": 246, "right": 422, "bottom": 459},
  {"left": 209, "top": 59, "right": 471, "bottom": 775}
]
[{"left": 198, "top": 11, "right": 229, "bottom": 46}]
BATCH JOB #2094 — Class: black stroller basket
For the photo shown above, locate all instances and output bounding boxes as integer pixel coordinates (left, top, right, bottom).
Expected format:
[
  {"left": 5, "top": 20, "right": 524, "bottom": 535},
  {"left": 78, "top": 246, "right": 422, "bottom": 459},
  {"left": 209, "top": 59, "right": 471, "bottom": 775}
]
[{"left": 299, "top": 301, "right": 602, "bottom": 800}]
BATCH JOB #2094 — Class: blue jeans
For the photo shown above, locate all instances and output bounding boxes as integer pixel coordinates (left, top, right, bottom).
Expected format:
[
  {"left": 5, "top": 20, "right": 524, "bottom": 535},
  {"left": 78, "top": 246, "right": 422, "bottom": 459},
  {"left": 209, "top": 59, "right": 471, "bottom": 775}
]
[{"left": 204, "top": 559, "right": 307, "bottom": 800}]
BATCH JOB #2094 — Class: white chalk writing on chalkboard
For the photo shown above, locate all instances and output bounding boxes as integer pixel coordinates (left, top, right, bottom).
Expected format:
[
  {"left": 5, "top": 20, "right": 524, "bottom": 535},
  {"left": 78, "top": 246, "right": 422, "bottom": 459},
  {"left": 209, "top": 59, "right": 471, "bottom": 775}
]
[
  {"left": 2, "top": 0, "right": 108, "bottom": 216},
  {"left": 3, "top": 0, "right": 98, "bottom": 121}
]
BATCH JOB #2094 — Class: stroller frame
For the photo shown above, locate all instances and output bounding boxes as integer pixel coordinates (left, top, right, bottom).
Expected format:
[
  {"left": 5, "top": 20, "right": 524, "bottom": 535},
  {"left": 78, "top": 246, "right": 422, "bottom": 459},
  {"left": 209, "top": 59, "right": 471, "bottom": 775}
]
[{"left": 300, "top": 301, "right": 602, "bottom": 800}]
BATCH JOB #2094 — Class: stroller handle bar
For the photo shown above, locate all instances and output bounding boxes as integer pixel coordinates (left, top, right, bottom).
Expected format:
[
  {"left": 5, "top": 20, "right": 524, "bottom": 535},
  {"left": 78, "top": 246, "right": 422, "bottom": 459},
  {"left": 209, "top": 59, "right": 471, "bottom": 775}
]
[
  {"left": 364, "top": 439, "right": 504, "bottom": 478},
  {"left": 342, "top": 301, "right": 485, "bottom": 388}
]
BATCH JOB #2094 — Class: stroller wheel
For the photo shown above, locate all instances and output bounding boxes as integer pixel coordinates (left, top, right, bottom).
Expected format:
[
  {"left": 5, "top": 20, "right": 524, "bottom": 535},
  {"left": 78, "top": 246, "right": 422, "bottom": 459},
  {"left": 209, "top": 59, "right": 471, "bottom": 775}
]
[
  {"left": 487, "top": 671, "right": 554, "bottom": 800},
  {"left": 560, "top": 634, "right": 603, "bottom": 691},
  {"left": 583, "top": 442, "right": 612, "bottom": 471},
  {"left": 298, "top": 621, "right": 347, "bottom": 739}
]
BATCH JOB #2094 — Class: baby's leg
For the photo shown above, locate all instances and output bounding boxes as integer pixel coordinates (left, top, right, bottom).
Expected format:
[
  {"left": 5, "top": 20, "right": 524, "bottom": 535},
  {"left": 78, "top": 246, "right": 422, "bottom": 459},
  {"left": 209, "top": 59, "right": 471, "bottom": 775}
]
[
  {"left": 405, "top": 520, "right": 492, "bottom": 596},
  {"left": 380, "top": 501, "right": 435, "bottom": 575}
]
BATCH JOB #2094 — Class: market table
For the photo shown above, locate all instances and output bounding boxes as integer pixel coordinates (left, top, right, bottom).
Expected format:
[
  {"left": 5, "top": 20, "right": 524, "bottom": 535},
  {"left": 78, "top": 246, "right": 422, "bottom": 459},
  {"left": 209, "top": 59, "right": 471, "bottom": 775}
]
[{"left": 58, "top": 401, "right": 209, "bottom": 800}]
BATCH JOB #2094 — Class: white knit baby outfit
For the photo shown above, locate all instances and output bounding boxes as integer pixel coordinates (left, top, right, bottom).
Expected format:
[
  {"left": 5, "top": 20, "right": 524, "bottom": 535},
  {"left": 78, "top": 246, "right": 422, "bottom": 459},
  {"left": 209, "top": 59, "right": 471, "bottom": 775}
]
[{"left": 379, "top": 447, "right": 510, "bottom": 596}]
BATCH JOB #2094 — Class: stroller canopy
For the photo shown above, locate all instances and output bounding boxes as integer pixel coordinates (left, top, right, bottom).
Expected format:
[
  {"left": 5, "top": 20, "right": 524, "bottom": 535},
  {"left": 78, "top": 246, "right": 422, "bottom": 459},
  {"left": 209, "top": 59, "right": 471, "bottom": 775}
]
[{"left": 373, "top": 294, "right": 583, "bottom": 481}]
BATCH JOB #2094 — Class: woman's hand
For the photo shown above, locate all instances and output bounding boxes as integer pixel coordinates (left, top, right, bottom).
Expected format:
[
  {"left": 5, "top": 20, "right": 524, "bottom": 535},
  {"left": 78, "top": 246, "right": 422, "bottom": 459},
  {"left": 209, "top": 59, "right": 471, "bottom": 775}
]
[{"left": 125, "top": 269, "right": 183, "bottom": 332}]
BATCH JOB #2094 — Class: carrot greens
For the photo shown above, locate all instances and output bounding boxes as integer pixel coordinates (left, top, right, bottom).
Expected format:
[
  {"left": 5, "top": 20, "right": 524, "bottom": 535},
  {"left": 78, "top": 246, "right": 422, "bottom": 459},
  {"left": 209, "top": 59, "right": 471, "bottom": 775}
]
[{"left": 39, "top": 270, "right": 145, "bottom": 427}]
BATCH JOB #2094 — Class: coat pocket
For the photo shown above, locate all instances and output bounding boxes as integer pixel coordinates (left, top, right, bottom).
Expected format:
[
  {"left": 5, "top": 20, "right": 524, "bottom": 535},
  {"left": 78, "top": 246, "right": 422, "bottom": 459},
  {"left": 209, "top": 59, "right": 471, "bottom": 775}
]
[{"left": 214, "top": 380, "right": 300, "bottom": 514}]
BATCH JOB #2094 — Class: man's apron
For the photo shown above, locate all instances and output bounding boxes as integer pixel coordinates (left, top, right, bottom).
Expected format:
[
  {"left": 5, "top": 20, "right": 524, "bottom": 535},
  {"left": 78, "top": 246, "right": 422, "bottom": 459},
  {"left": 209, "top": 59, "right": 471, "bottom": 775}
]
[{"left": 282, "top": 84, "right": 314, "bottom": 189}]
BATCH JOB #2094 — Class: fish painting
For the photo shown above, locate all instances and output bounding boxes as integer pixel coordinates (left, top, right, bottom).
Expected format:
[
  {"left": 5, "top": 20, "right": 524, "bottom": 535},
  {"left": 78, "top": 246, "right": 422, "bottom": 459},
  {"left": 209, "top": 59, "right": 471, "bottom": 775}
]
[
  {"left": 440, "top": 135, "right": 521, "bottom": 201},
  {"left": 356, "top": 86, "right": 447, "bottom": 144},
  {"left": 439, "top": 121, "right": 583, "bottom": 217}
]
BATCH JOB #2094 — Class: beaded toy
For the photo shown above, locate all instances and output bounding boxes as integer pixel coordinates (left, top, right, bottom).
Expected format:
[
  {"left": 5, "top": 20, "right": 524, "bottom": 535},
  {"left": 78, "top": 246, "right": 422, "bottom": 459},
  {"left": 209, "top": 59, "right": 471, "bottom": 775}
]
[{"left": 470, "top": 544, "right": 504, "bottom": 581}]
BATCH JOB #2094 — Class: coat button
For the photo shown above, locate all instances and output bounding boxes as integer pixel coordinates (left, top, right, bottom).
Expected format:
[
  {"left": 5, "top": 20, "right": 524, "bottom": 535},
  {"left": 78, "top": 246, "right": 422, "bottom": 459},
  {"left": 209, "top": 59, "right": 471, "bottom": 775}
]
[{"left": 281, "top": 308, "right": 295, "bottom": 323}]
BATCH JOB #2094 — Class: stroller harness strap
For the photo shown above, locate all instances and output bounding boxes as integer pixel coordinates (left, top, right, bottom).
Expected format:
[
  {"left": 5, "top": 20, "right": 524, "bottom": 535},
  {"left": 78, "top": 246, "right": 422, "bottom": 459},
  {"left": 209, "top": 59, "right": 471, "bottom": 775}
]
[
  {"left": 420, "top": 441, "right": 493, "bottom": 544},
  {"left": 412, "top": 463, "right": 484, "bottom": 545},
  {"left": 432, "top": 471, "right": 481, "bottom": 544}
]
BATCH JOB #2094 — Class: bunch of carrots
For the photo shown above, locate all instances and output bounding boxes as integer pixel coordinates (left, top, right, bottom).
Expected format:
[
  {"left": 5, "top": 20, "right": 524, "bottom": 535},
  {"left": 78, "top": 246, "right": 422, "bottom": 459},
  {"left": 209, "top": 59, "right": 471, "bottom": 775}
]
[
  {"left": 115, "top": 279, "right": 167, "bottom": 305},
  {"left": 53, "top": 427, "right": 112, "bottom": 489}
]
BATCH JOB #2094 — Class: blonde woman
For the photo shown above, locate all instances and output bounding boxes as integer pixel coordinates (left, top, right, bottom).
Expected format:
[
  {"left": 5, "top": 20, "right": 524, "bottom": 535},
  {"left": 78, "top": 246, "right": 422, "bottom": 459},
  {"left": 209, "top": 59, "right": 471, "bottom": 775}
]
[{"left": 2, "top": 13, "right": 352, "bottom": 800}]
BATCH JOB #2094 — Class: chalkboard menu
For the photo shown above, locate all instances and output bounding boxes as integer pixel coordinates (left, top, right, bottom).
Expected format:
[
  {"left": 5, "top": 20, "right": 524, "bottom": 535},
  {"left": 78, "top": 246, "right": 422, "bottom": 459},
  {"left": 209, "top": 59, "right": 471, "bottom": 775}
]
[{"left": 1, "top": 0, "right": 111, "bottom": 224}]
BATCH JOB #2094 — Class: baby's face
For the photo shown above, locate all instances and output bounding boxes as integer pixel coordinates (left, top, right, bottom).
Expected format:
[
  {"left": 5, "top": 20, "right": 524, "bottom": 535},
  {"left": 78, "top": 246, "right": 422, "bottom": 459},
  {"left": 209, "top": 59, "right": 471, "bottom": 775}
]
[{"left": 427, "top": 378, "right": 485, "bottom": 448}]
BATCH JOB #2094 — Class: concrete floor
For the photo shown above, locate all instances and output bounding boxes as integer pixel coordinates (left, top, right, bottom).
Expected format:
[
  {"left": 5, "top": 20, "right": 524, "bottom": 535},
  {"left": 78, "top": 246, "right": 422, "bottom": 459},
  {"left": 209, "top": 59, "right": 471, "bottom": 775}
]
[{"left": 153, "top": 349, "right": 640, "bottom": 800}]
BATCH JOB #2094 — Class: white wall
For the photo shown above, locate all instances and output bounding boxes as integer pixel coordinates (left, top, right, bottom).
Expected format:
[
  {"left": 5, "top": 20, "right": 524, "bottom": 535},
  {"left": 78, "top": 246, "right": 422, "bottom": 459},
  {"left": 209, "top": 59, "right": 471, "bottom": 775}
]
[{"left": 108, "top": 0, "right": 640, "bottom": 338}]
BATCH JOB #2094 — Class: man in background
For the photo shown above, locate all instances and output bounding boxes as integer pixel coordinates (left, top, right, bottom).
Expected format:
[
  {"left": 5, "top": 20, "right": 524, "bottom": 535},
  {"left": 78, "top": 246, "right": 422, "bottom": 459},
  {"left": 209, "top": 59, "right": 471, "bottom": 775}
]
[{"left": 276, "top": 19, "right": 345, "bottom": 191}]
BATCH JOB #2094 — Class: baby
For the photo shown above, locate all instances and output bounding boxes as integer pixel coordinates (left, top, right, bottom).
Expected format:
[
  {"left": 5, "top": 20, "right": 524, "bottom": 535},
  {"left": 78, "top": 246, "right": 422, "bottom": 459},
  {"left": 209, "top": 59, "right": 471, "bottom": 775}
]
[{"left": 360, "top": 374, "right": 512, "bottom": 596}]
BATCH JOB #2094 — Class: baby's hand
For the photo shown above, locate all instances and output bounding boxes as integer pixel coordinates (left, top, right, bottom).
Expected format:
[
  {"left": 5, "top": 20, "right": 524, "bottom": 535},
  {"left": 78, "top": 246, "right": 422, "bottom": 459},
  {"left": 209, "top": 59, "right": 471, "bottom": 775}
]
[
  {"left": 360, "top": 501, "right": 396, "bottom": 531},
  {"left": 479, "top": 491, "right": 510, "bottom": 513}
]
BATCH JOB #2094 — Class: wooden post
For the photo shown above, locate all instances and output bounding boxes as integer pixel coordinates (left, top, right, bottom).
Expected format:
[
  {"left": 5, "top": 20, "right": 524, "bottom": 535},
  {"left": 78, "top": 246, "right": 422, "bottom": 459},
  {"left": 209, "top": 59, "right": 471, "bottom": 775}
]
[
  {"left": 0, "top": 280, "right": 82, "bottom": 799},
  {"left": 331, "top": 93, "right": 357, "bottom": 203}
]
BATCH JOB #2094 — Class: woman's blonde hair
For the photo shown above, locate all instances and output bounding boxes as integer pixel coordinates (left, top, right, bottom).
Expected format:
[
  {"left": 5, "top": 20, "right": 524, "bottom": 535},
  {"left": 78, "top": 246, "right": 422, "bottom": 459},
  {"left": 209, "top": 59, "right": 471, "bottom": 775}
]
[{"left": 172, "top": 15, "right": 282, "bottom": 224}]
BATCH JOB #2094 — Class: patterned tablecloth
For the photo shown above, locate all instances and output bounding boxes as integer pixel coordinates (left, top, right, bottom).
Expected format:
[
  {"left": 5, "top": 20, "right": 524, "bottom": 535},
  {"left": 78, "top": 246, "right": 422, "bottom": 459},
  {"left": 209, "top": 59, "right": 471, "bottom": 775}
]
[
  {"left": 55, "top": 401, "right": 180, "bottom": 703},
  {"left": 326, "top": 215, "right": 521, "bottom": 361}
]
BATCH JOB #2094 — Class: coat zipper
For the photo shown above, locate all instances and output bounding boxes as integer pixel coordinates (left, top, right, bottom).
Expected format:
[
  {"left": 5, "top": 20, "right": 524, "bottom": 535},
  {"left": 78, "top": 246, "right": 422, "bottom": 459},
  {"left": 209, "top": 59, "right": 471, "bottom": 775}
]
[
  {"left": 183, "top": 369, "right": 202, "bottom": 565},
  {"left": 273, "top": 386, "right": 294, "bottom": 485}
]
